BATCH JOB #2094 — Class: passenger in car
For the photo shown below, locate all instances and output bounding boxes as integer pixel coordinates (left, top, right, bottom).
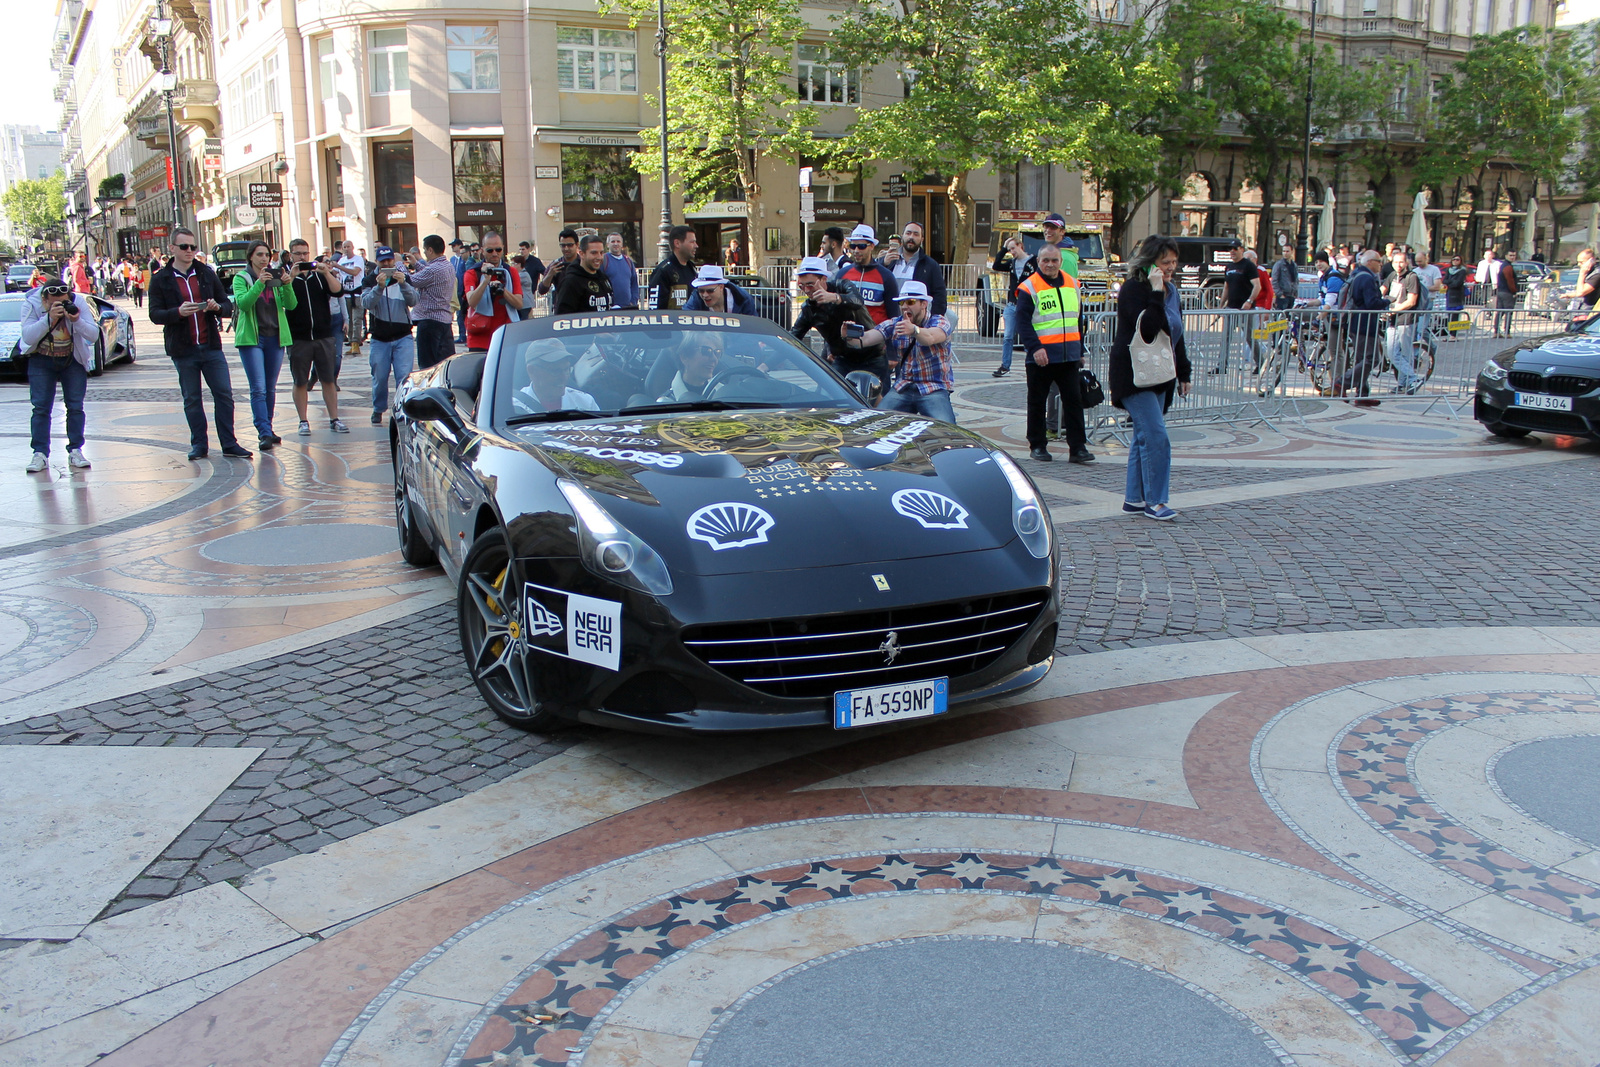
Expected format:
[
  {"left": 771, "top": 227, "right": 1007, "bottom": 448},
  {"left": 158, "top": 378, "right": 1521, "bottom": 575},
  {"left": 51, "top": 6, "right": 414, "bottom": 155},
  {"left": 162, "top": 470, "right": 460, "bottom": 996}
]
[{"left": 513, "top": 339, "right": 598, "bottom": 414}]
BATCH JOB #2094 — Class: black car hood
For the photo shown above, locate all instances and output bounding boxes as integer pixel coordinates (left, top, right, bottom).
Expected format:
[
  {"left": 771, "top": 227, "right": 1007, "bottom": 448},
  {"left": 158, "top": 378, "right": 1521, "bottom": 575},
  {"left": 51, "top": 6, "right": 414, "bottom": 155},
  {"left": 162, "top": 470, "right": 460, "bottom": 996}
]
[
  {"left": 511, "top": 409, "right": 1021, "bottom": 576},
  {"left": 1507, "top": 333, "right": 1600, "bottom": 372}
]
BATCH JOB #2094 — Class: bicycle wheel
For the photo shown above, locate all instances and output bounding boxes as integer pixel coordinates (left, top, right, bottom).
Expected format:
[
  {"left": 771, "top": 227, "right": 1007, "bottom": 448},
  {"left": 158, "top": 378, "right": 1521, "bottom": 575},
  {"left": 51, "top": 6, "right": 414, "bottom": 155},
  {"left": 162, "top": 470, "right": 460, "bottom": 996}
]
[
  {"left": 1415, "top": 334, "right": 1436, "bottom": 383},
  {"left": 1307, "top": 337, "right": 1330, "bottom": 392}
]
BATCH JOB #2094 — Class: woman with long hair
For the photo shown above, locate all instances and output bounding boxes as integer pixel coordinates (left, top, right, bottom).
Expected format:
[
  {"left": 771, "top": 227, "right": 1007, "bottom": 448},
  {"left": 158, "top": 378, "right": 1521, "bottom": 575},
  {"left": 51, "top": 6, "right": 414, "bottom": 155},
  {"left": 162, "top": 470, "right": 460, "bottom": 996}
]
[
  {"left": 1108, "top": 235, "right": 1191, "bottom": 521},
  {"left": 231, "top": 241, "right": 298, "bottom": 452}
]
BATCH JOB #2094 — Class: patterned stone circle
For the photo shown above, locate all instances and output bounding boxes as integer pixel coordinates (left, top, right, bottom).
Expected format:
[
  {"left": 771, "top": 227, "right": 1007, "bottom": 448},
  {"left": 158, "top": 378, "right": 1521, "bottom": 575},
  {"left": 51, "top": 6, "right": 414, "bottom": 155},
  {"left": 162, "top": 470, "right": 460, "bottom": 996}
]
[
  {"left": 1485, "top": 734, "right": 1600, "bottom": 851},
  {"left": 1330, "top": 691, "right": 1600, "bottom": 927},
  {"left": 688, "top": 934, "right": 1297, "bottom": 1067},
  {"left": 444, "top": 851, "right": 1471, "bottom": 1066}
]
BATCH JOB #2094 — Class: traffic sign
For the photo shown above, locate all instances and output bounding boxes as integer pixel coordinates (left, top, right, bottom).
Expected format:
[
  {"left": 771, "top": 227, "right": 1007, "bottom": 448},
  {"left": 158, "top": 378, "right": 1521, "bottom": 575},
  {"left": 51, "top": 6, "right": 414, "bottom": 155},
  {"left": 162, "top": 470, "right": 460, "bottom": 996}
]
[{"left": 248, "top": 183, "right": 283, "bottom": 208}]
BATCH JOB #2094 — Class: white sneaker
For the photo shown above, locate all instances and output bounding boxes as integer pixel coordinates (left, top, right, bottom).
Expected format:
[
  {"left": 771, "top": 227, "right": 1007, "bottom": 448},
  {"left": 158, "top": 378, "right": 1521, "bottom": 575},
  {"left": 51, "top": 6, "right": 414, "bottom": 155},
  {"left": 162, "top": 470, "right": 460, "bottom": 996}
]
[
  {"left": 298, "top": 420, "right": 311, "bottom": 436},
  {"left": 67, "top": 448, "right": 91, "bottom": 469},
  {"left": 25, "top": 452, "right": 47, "bottom": 473}
]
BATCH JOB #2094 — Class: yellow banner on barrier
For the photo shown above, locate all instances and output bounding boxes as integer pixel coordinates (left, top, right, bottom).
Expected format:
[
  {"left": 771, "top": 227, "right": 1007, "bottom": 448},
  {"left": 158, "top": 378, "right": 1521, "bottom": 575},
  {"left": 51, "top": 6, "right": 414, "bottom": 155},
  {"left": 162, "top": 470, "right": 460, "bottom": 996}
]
[
  {"left": 1446, "top": 319, "right": 1472, "bottom": 332},
  {"left": 1252, "top": 318, "right": 1289, "bottom": 340}
]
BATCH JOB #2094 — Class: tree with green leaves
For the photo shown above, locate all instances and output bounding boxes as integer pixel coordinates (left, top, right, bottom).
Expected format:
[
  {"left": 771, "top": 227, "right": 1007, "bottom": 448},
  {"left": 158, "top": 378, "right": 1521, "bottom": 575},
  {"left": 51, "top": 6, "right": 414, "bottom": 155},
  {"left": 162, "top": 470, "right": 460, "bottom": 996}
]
[
  {"left": 603, "top": 0, "right": 816, "bottom": 268},
  {"left": 828, "top": 0, "right": 1159, "bottom": 265},
  {"left": 1161, "top": 0, "right": 1378, "bottom": 257},
  {"left": 2, "top": 171, "right": 66, "bottom": 248}
]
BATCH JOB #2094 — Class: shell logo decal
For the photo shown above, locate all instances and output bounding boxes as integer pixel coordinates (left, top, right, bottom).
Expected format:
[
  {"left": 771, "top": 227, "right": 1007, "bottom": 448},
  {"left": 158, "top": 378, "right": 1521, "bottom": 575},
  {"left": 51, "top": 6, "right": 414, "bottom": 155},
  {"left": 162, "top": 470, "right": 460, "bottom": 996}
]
[
  {"left": 891, "top": 488, "right": 970, "bottom": 530},
  {"left": 687, "top": 502, "right": 776, "bottom": 550}
]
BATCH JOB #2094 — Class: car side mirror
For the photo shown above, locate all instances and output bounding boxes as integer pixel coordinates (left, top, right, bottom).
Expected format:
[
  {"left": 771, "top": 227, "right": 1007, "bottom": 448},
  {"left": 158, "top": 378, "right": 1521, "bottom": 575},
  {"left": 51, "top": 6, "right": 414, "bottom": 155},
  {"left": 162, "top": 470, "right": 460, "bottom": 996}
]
[
  {"left": 402, "top": 387, "right": 465, "bottom": 434},
  {"left": 100, "top": 308, "right": 117, "bottom": 321},
  {"left": 845, "top": 370, "right": 883, "bottom": 405}
]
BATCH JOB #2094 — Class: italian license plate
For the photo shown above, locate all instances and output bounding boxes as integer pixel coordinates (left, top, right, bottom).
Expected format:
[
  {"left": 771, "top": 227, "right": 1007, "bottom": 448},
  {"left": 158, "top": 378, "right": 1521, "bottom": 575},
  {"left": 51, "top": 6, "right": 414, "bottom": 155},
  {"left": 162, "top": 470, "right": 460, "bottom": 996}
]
[
  {"left": 1514, "top": 392, "right": 1573, "bottom": 411},
  {"left": 833, "top": 677, "right": 949, "bottom": 729}
]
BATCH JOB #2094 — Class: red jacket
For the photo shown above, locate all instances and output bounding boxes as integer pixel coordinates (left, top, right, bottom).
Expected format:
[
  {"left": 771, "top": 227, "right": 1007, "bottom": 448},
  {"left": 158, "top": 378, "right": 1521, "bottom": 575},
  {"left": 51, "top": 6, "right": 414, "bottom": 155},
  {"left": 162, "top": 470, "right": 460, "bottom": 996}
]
[
  {"left": 463, "top": 264, "right": 524, "bottom": 350},
  {"left": 1254, "top": 265, "right": 1273, "bottom": 310}
]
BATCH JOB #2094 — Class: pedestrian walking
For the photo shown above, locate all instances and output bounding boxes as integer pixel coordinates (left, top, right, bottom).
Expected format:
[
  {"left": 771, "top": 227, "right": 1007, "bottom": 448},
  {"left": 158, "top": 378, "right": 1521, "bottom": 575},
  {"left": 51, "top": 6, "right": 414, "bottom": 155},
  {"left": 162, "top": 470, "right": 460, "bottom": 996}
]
[
  {"left": 466, "top": 232, "right": 528, "bottom": 340},
  {"left": 404, "top": 235, "right": 458, "bottom": 369},
  {"left": 603, "top": 233, "right": 641, "bottom": 310},
  {"left": 990, "top": 234, "right": 1031, "bottom": 378},
  {"left": 149, "top": 228, "right": 250, "bottom": 460},
  {"left": 232, "top": 241, "right": 297, "bottom": 452},
  {"left": 647, "top": 225, "right": 699, "bottom": 311},
  {"left": 362, "top": 246, "right": 417, "bottom": 426},
  {"left": 1440, "top": 254, "right": 1470, "bottom": 334},
  {"left": 833, "top": 224, "right": 900, "bottom": 325},
  {"left": 1384, "top": 249, "right": 1423, "bottom": 394},
  {"left": 282, "top": 238, "right": 347, "bottom": 436},
  {"left": 843, "top": 280, "right": 955, "bottom": 422},
  {"left": 1493, "top": 252, "right": 1517, "bottom": 337},
  {"left": 1014, "top": 245, "right": 1092, "bottom": 463},
  {"left": 1336, "top": 249, "right": 1387, "bottom": 406},
  {"left": 1109, "top": 235, "right": 1191, "bottom": 521},
  {"left": 790, "top": 256, "right": 887, "bottom": 394},
  {"left": 818, "top": 226, "right": 846, "bottom": 272},
  {"left": 1271, "top": 247, "right": 1297, "bottom": 310},
  {"left": 449, "top": 239, "right": 470, "bottom": 344},
  {"left": 1216, "top": 238, "right": 1261, "bottom": 373},
  {"left": 19, "top": 281, "right": 98, "bottom": 472}
]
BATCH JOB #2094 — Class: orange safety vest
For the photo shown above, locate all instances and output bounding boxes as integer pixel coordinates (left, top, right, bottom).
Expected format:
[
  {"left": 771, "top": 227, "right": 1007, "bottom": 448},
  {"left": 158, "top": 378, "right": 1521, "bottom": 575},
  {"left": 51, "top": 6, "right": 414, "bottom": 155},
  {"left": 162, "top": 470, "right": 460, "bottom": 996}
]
[{"left": 1017, "top": 270, "right": 1081, "bottom": 345}]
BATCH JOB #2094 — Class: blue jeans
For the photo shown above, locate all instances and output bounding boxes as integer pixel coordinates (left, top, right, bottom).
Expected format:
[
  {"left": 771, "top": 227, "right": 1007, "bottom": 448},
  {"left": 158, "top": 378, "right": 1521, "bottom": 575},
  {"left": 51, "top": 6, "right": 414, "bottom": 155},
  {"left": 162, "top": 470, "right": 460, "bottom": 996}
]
[
  {"left": 999, "top": 303, "right": 1018, "bottom": 370},
  {"left": 455, "top": 302, "right": 468, "bottom": 343},
  {"left": 171, "top": 346, "right": 239, "bottom": 450},
  {"left": 369, "top": 334, "right": 416, "bottom": 414},
  {"left": 1122, "top": 388, "right": 1172, "bottom": 507},
  {"left": 237, "top": 338, "right": 285, "bottom": 439},
  {"left": 29, "top": 355, "right": 87, "bottom": 455},
  {"left": 1386, "top": 322, "right": 1419, "bottom": 392},
  {"left": 879, "top": 385, "right": 956, "bottom": 424},
  {"left": 329, "top": 313, "right": 346, "bottom": 377}
]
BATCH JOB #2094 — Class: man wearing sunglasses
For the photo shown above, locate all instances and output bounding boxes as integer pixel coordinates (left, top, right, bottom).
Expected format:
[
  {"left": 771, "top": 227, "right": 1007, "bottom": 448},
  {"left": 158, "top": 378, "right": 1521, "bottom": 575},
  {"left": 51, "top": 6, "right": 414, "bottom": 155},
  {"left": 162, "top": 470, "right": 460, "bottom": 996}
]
[
  {"left": 149, "top": 228, "right": 249, "bottom": 460},
  {"left": 832, "top": 223, "right": 899, "bottom": 326},
  {"left": 19, "top": 282, "right": 100, "bottom": 472}
]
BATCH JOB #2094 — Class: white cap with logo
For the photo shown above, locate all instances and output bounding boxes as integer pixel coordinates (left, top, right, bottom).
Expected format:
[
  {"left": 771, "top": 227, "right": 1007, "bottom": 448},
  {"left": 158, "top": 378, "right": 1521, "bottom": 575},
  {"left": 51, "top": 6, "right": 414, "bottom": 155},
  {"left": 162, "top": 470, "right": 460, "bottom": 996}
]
[{"left": 796, "top": 256, "right": 831, "bottom": 277}]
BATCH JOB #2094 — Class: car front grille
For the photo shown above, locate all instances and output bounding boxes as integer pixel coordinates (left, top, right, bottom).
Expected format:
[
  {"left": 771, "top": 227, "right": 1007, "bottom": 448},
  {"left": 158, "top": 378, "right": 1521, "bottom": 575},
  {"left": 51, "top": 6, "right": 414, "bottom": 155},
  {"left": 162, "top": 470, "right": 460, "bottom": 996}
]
[
  {"left": 1508, "top": 371, "right": 1600, "bottom": 396},
  {"left": 682, "top": 589, "right": 1051, "bottom": 700},
  {"left": 1503, "top": 408, "right": 1592, "bottom": 434}
]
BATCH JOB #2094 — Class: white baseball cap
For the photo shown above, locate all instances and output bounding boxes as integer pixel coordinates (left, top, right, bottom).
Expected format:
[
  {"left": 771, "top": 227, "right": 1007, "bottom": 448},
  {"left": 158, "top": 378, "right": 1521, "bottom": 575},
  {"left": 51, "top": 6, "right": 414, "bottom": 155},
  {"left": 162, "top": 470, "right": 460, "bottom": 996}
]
[
  {"left": 796, "top": 256, "right": 831, "bottom": 277},
  {"left": 848, "top": 224, "right": 877, "bottom": 244},
  {"left": 898, "top": 280, "right": 931, "bottom": 302},
  {"left": 691, "top": 264, "right": 728, "bottom": 288}
]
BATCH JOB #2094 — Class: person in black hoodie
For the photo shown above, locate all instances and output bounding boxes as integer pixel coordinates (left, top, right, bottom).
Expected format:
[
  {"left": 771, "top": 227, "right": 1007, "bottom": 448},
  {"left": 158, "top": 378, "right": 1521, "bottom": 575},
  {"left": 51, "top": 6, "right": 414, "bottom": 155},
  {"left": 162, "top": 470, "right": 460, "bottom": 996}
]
[
  {"left": 1107, "top": 234, "right": 1191, "bottom": 521},
  {"left": 553, "top": 234, "right": 614, "bottom": 315},
  {"left": 282, "top": 238, "right": 348, "bottom": 435},
  {"left": 148, "top": 227, "right": 246, "bottom": 460}
]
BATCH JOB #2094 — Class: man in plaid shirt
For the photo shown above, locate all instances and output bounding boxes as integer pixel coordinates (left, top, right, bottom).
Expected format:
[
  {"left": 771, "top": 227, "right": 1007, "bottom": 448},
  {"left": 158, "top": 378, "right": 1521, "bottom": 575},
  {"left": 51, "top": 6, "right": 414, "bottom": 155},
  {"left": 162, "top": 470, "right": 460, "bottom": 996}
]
[{"left": 845, "top": 279, "right": 956, "bottom": 423}]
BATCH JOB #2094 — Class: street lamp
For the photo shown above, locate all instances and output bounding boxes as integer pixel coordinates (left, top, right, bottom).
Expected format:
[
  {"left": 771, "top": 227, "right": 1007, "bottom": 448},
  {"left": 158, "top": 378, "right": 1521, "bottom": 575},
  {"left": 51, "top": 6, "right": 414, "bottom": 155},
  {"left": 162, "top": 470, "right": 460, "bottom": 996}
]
[
  {"left": 1295, "top": 0, "right": 1319, "bottom": 266},
  {"left": 95, "top": 194, "right": 115, "bottom": 258},
  {"left": 655, "top": 0, "right": 672, "bottom": 264},
  {"left": 152, "top": 4, "right": 185, "bottom": 233}
]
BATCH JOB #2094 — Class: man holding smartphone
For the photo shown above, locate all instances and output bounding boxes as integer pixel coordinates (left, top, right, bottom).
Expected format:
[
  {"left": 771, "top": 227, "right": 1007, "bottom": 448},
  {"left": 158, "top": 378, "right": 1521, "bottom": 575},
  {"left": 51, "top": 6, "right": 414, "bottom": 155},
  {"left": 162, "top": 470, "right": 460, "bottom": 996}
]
[
  {"left": 149, "top": 228, "right": 248, "bottom": 460},
  {"left": 282, "top": 238, "right": 348, "bottom": 435},
  {"left": 789, "top": 257, "right": 887, "bottom": 394}
]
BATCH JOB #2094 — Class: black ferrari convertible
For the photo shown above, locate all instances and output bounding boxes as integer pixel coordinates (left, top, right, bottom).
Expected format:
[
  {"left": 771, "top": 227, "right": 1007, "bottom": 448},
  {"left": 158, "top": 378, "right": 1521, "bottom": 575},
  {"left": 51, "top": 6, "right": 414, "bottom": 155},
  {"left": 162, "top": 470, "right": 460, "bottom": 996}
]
[{"left": 391, "top": 311, "right": 1059, "bottom": 733}]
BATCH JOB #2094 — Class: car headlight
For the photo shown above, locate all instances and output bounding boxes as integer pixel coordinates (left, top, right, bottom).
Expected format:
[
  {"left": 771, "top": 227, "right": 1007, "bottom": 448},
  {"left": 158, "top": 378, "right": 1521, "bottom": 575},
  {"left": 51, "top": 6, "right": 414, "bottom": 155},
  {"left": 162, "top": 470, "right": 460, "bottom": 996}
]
[
  {"left": 557, "top": 479, "right": 673, "bottom": 596},
  {"left": 1480, "top": 359, "right": 1509, "bottom": 383},
  {"left": 991, "top": 451, "right": 1052, "bottom": 559}
]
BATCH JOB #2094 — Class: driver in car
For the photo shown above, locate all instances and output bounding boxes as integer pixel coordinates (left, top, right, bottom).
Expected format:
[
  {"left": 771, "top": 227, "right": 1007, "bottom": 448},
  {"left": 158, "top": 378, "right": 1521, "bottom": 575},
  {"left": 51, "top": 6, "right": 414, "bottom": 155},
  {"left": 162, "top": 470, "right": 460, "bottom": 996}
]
[
  {"left": 658, "top": 333, "right": 725, "bottom": 402},
  {"left": 512, "top": 338, "right": 600, "bottom": 414}
]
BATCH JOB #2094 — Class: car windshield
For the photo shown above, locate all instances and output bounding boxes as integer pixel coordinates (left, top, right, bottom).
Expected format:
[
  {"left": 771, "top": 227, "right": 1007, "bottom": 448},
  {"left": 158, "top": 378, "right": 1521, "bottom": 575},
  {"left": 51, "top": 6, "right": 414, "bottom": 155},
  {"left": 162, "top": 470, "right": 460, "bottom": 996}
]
[
  {"left": 7, "top": 266, "right": 31, "bottom": 279},
  {"left": 492, "top": 314, "right": 863, "bottom": 425},
  {"left": 0, "top": 298, "right": 21, "bottom": 322}
]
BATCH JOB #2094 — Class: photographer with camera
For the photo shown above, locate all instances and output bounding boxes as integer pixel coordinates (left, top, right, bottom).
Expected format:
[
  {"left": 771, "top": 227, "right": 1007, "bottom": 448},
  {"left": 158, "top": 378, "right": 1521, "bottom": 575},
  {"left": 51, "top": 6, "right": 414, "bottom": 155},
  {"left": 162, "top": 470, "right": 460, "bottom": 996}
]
[
  {"left": 19, "top": 281, "right": 100, "bottom": 472},
  {"left": 232, "top": 241, "right": 299, "bottom": 452},
  {"left": 283, "top": 238, "right": 348, "bottom": 435},
  {"left": 362, "top": 247, "right": 418, "bottom": 426},
  {"left": 150, "top": 228, "right": 248, "bottom": 461},
  {"left": 789, "top": 257, "right": 887, "bottom": 395},
  {"left": 462, "top": 232, "right": 524, "bottom": 352}
]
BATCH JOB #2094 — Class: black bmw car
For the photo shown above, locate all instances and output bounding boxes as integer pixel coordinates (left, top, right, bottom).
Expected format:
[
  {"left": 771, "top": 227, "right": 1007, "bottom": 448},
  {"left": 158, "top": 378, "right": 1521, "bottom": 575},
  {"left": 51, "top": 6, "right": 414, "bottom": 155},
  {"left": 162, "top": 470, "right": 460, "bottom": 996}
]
[
  {"left": 1476, "top": 316, "right": 1600, "bottom": 440},
  {"left": 391, "top": 312, "right": 1059, "bottom": 734}
]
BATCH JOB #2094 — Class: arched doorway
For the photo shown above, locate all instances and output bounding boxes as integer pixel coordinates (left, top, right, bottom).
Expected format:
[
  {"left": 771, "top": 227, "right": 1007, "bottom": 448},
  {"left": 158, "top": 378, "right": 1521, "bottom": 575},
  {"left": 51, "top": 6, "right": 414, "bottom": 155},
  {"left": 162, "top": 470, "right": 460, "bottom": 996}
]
[{"left": 1175, "top": 173, "right": 1216, "bottom": 237}]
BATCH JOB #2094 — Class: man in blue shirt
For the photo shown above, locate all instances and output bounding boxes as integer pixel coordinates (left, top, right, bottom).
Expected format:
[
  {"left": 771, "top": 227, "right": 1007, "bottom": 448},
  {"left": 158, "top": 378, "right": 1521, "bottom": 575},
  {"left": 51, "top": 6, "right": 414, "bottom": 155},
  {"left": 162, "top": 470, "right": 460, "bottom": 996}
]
[
  {"left": 603, "top": 233, "right": 641, "bottom": 309},
  {"left": 448, "top": 239, "right": 469, "bottom": 344}
]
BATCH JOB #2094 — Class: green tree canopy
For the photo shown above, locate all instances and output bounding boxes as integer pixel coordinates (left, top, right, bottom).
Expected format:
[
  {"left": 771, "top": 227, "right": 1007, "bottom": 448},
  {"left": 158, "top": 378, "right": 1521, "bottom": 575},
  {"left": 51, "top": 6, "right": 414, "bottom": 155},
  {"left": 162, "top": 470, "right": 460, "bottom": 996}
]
[
  {"left": 2, "top": 171, "right": 66, "bottom": 245},
  {"left": 604, "top": 0, "right": 816, "bottom": 268}
]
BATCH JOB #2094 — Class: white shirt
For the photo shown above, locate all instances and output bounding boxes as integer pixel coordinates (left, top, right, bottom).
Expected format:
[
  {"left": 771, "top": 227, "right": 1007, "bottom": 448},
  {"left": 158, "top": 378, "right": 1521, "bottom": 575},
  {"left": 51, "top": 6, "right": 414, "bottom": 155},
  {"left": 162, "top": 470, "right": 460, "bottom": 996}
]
[
  {"left": 513, "top": 384, "right": 600, "bottom": 414},
  {"left": 1475, "top": 255, "right": 1499, "bottom": 285},
  {"left": 1413, "top": 263, "right": 1442, "bottom": 291},
  {"left": 338, "top": 254, "right": 365, "bottom": 293},
  {"left": 891, "top": 251, "right": 920, "bottom": 283}
]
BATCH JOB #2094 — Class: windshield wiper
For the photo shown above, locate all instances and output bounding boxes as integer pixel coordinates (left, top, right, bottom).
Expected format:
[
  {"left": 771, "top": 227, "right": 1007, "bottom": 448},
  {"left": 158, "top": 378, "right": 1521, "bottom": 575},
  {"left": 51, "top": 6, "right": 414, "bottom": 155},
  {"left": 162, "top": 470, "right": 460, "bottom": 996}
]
[
  {"left": 616, "top": 400, "right": 786, "bottom": 415},
  {"left": 504, "top": 409, "right": 618, "bottom": 426}
]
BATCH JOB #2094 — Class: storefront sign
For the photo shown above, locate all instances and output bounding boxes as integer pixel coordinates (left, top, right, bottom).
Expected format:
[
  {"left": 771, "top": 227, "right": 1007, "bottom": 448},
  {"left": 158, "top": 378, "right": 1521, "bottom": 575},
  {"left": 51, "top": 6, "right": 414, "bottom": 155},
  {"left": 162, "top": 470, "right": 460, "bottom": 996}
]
[
  {"left": 534, "top": 166, "right": 560, "bottom": 180},
  {"left": 234, "top": 204, "right": 260, "bottom": 227},
  {"left": 563, "top": 200, "right": 644, "bottom": 222},
  {"left": 248, "top": 183, "right": 283, "bottom": 208},
  {"left": 887, "top": 175, "right": 910, "bottom": 198},
  {"left": 458, "top": 202, "right": 506, "bottom": 223},
  {"left": 998, "top": 210, "right": 1048, "bottom": 223},
  {"left": 684, "top": 201, "right": 748, "bottom": 219},
  {"left": 813, "top": 202, "right": 864, "bottom": 222},
  {"left": 381, "top": 204, "right": 417, "bottom": 224},
  {"left": 327, "top": 210, "right": 347, "bottom": 225},
  {"left": 537, "top": 131, "right": 644, "bottom": 146}
]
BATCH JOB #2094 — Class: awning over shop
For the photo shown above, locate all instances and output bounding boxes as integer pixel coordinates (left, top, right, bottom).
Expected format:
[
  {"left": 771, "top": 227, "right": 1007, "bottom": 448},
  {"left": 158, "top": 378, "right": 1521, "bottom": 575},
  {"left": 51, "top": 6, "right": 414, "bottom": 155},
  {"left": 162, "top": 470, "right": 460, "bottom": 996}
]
[{"left": 194, "top": 204, "right": 228, "bottom": 221}]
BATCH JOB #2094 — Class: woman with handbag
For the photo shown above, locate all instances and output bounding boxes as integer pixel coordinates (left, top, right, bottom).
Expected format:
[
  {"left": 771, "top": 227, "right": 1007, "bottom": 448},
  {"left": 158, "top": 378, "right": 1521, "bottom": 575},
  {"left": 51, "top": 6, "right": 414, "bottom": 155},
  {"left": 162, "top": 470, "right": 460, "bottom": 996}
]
[{"left": 1109, "top": 235, "right": 1191, "bottom": 521}]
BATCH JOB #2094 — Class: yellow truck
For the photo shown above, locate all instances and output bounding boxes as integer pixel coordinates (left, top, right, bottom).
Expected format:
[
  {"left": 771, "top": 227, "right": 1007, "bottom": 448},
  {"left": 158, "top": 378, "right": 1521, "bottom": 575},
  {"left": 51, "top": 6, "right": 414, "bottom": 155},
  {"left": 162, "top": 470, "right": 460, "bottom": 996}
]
[{"left": 978, "top": 212, "right": 1119, "bottom": 337}]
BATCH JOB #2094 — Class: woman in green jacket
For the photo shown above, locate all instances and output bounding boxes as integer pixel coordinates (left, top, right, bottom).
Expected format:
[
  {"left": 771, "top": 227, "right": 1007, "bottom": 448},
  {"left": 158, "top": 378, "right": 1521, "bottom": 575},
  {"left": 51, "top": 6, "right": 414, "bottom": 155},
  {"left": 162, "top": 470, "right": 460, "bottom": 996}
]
[{"left": 232, "top": 240, "right": 298, "bottom": 451}]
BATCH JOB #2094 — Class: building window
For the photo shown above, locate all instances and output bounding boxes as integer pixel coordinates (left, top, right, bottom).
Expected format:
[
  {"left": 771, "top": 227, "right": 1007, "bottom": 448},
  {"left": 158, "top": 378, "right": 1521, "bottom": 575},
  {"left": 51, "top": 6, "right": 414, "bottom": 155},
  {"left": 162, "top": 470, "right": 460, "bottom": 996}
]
[
  {"left": 326, "top": 145, "right": 344, "bottom": 210},
  {"left": 447, "top": 26, "right": 500, "bottom": 92},
  {"left": 263, "top": 53, "right": 279, "bottom": 114},
  {"left": 797, "top": 44, "right": 859, "bottom": 105},
  {"left": 556, "top": 28, "right": 638, "bottom": 93},
  {"left": 1362, "top": 0, "right": 1377, "bottom": 12},
  {"left": 317, "top": 37, "right": 336, "bottom": 104},
  {"left": 453, "top": 139, "right": 504, "bottom": 204},
  {"left": 368, "top": 28, "right": 410, "bottom": 95},
  {"left": 373, "top": 141, "right": 415, "bottom": 207}
]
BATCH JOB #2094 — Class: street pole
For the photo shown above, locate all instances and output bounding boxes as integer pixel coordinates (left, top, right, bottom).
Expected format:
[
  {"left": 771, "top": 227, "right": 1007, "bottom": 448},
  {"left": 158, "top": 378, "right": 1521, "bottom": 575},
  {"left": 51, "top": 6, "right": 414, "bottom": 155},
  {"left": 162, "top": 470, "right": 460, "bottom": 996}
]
[
  {"left": 655, "top": 0, "right": 672, "bottom": 265},
  {"left": 1296, "top": 0, "right": 1318, "bottom": 266},
  {"left": 156, "top": 2, "right": 185, "bottom": 234}
]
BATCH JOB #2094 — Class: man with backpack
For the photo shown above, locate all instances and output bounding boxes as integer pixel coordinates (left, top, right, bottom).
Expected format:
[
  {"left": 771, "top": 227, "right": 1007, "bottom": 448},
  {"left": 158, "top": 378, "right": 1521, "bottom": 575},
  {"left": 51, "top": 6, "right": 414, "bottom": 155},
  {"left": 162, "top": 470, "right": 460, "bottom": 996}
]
[{"left": 1385, "top": 248, "right": 1424, "bottom": 395}]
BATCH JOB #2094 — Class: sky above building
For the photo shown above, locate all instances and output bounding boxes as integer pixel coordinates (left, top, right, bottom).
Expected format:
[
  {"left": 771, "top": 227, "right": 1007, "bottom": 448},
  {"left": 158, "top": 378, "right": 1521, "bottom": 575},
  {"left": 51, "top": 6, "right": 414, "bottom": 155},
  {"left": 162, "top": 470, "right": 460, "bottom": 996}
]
[{"left": 1, "top": 5, "right": 66, "bottom": 134}]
